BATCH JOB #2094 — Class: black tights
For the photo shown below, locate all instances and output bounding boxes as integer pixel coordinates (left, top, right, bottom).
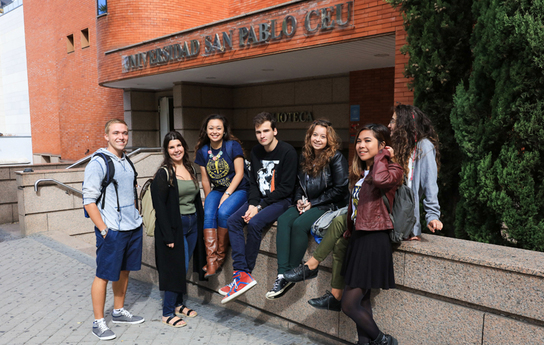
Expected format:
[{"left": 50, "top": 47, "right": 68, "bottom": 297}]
[{"left": 341, "top": 286, "right": 379, "bottom": 344}]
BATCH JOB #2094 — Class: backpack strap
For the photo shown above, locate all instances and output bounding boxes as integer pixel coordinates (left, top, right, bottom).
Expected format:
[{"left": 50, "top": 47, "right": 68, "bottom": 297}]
[
  {"left": 125, "top": 155, "right": 138, "bottom": 203},
  {"left": 94, "top": 153, "right": 116, "bottom": 210}
]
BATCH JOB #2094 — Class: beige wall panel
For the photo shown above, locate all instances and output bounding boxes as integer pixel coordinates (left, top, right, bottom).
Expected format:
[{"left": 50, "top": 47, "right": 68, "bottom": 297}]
[
  {"left": 130, "top": 91, "right": 156, "bottom": 111},
  {"left": 0, "top": 167, "right": 9, "bottom": 180},
  {"left": 179, "top": 130, "right": 200, "bottom": 153},
  {"left": 181, "top": 84, "right": 202, "bottom": 107},
  {"left": 332, "top": 76, "right": 349, "bottom": 103},
  {"left": 233, "top": 86, "right": 262, "bottom": 108},
  {"left": 295, "top": 78, "right": 333, "bottom": 105},
  {"left": 231, "top": 108, "right": 249, "bottom": 129},
  {"left": 173, "top": 107, "right": 183, "bottom": 130},
  {"left": 0, "top": 180, "right": 17, "bottom": 204},
  {"left": 20, "top": 213, "right": 47, "bottom": 236},
  {"left": 0, "top": 204, "right": 14, "bottom": 223},
  {"left": 24, "top": 186, "right": 74, "bottom": 214},
  {"left": 262, "top": 82, "right": 295, "bottom": 106},
  {"left": 483, "top": 314, "right": 544, "bottom": 344},
  {"left": 313, "top": 103, "right": 350, "bottom": 128},
  {"left": 48, "top": 209, "right": 94, "bottom": 234},
  {"left": 131, "top": 111, "right": 159, "bottom": 130},
  {"left": 201, "top": 86, "right": 233, "bottom": 108},
  {"left": 173, "top": 84, "right": 182, "bottom": 108},
  {"left": 123, "top": 90, "right": 132, "bottom": 111},
  {"left": 131, "top": 131, "right": 160, "bottom": 148}
]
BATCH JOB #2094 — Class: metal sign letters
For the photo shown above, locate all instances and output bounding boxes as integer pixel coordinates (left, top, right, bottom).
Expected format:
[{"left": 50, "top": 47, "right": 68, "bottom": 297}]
[{"left": 122, "top": 1, "right": 353, "bottom": 73}]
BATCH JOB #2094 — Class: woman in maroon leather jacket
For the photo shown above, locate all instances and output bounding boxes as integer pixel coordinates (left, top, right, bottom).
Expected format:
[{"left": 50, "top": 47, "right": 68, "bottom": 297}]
[{"left": 341, "top": 124, "right": 403, "bottom": 345}]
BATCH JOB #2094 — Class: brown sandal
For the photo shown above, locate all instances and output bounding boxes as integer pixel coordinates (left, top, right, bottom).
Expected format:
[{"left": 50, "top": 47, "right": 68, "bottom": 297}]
[
  {"left": 162, "top": 316, "right": 186, "bottom": 328},
  {"left": 175, "top": 304, "right": 197, "bottom": 318}
]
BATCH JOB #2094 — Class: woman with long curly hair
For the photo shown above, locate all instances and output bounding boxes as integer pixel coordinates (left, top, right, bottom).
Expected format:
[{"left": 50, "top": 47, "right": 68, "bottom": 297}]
[
  {"left": 151, "top": 131, "right": 204, "bottom": 327},
  {"left": 265, "top": 119, "right": 349, "bottom": 299},
  {"left": 388, "top": 104, "right": 443, "bottom": 240},
  {"left": 194, "top": 114, "right": 248, "bottom": 278}
]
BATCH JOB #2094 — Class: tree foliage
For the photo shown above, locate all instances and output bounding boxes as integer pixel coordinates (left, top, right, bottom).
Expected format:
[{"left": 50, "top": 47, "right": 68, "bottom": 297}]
[
  {"left": 386, "top": 0, "right": 473, "bottom": 237},
  {"left": 451, "top": 0, "right": 544, "bottom": 250}
]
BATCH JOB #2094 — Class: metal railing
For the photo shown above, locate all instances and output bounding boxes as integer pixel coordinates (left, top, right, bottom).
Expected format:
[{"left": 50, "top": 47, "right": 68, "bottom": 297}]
[
  {"left": 65, "top": 147, "right": 161, "bottom": 169},
  {"left": 34, "top": 179, "right": 82, "bottom": 196}
]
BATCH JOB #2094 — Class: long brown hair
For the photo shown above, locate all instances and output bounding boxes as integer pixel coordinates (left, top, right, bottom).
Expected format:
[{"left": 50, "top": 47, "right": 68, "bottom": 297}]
[
  {"left": 391, "top": 104, "right": 440, "bottom": 176},
  {"left": 349, "top": 124, "right": 391, "bottom": 188},
  {"left": 194, "top": 114, "right": 243, "bottom": 154},
  {"left": 301, "top": 119, "right": 340, "bottom": 176},
  {"left": 161, "top": 131, "right": 197, "bottom": 187}
]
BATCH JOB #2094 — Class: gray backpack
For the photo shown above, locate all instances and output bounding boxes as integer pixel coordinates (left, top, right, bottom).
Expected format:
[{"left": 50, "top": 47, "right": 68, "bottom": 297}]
[{"left": 381, "top": 185, "right": 416, "bottom": 243}]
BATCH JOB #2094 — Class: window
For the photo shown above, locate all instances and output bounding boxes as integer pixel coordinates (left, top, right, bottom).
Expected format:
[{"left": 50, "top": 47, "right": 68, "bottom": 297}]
[
  {"left": 81, "top": 29, "right": 89, "bottom": 48},
  {"left": 97, "top": 0, "right": 107, "bottom": 15},
  {"left": 66, "top": 34, "right": 74, "bottom": 53}
]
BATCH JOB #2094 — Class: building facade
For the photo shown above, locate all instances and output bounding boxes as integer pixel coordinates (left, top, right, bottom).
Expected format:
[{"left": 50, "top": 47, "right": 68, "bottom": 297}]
[
  {"left": 24, "top": 0, "right": 413, "bottom": 161},
  {"left": 0, "top": 0, "right": 32, "bottom": 164}
]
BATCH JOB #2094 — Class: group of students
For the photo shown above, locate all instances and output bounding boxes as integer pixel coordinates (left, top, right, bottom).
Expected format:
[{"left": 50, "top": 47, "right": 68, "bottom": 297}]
[{"left": 83, "top": 104, "right": 442, "bottom": 345}]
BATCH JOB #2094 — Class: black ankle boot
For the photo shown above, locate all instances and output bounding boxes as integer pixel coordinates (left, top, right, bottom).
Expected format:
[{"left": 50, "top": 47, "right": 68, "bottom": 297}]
[{"left": 370, "top": 332, "right": 398, "bottom": 345}]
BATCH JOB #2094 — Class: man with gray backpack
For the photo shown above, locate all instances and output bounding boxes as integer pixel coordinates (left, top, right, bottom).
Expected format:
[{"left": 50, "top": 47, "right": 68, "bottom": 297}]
[{"left": 82, "top": 119, "right": 145, "bottom": 341}]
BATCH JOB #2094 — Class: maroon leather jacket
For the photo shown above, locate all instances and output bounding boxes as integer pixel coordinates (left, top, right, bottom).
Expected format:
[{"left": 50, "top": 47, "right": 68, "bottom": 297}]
[{"left": 345, "top": 150, "right": 403, "bottom": 238}]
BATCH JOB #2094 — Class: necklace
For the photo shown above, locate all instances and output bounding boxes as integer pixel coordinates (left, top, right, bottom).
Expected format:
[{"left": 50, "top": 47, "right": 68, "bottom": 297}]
[{"left": 208, "top": 147, "right": 223, "bottom": 161}]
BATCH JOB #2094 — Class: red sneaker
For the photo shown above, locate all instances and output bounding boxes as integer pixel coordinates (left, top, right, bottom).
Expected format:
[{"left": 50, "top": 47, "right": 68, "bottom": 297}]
[
  {"left": 221, "top": 271, "right": 257, "bottom": 304},
  {"left": 218, "top": 271, "right": 241, "bottom": 296}
]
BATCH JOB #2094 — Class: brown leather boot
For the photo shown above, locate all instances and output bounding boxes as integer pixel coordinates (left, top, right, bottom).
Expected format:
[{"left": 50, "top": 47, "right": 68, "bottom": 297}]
[
  {"left": 216, "top": 226, "right": 230, "bottom": 268},
  {"left": 203, "top": 228, "right": 219, "bottom": 278}
]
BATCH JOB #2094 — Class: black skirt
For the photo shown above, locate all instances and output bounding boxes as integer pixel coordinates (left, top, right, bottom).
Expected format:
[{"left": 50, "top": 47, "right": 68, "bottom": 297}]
[{"left": 342, "top": 230, "right": 395, "bottom": 290}]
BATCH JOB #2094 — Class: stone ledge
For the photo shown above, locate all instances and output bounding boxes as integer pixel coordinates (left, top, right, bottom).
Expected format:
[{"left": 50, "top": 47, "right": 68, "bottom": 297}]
[{"left": 395, "top": 234, "right": 544, "bottom": 278}]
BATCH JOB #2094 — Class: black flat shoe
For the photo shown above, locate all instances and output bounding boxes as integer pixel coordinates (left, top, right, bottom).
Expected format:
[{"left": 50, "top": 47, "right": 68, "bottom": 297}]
[
  {"left": 283, "top": 263, "right": 318, "bottom": 282},
  {"left": 308, "top": 290, "right": 342, "bottom": 312}
]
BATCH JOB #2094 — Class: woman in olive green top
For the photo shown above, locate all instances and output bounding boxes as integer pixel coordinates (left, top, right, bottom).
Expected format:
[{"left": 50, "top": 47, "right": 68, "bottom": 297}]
[{"left": 151, "top": 131, "right": 204, "bottom": 328}]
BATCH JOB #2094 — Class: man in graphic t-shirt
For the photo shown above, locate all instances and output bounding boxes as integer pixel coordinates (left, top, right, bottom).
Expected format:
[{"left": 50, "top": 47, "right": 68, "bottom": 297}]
[{"left": 220, "top": 112, "right": 297, "bottom": 304}]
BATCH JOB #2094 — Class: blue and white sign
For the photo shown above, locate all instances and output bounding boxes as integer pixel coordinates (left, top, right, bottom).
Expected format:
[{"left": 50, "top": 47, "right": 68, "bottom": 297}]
[{"left": 350, "top": 105, "right": 360, "bottom": 122}]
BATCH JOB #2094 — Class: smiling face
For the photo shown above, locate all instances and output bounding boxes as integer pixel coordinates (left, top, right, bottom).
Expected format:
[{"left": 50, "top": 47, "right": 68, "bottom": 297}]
[
  {"left": 105, "top": 123, "right": 129, "bottom": 156},
  {"left": 356, "top": 129, "right": 385, "bottom": 167},
  {"left": 207, "top": 119, "right": 225, "bottom": 146},
  {"left": 255, "top": 121, "right": 278, "bottom": 150},
  {"left": 311, "top": 125, "right": 328, "bottom": 153},
  {"left": 167, "top": 139, "right": 184, "bottom": 164}
]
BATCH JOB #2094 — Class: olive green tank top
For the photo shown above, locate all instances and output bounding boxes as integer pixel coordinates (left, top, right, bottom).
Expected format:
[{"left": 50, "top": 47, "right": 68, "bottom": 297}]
[{"left": 177, "top": 179, "right": 198, "bottom": 215}]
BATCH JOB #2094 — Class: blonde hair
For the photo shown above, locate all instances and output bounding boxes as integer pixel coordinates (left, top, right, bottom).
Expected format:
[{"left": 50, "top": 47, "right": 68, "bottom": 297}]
[{"left": 105, "top": 119, "right": 128, "bottom": 134}]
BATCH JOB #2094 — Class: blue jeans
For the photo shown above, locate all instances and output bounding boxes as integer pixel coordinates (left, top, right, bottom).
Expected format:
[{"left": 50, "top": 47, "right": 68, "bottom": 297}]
[
  {"left": 181, "top": 213, "right": 198, "bottom": 273},
  {"left": 227, "top": 199, "right": 291, "bottom": 273},
  {"left": 203, "top": 189, "right": 248, "bottom": 229},
  {"left": 163, "top": 290, "right": 184, "bottom": 317}
]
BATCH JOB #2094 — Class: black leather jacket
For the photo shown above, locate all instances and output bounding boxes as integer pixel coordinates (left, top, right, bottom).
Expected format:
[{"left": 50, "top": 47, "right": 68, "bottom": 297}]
[{"left": 294, "top": 151, "right": 349, "bottom": 211}]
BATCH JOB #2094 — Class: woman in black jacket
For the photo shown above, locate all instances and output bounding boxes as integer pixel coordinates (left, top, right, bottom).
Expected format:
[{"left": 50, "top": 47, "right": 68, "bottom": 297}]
[
  {"left": 265, "top": 119, "right": 349, "bottom": 299},
  {"left": 151, "top": 131, "right": 205, "bottom": 327}
]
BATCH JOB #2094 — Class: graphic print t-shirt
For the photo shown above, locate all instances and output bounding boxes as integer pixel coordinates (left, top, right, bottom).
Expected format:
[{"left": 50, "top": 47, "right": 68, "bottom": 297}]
[
  {"left": 195, "top": 140, "right": 248, "bottom": 193},
  {"left": 257, "top": 159, "right": 279, "bottom": 195},
  {"left": 351, "top": 171, "right": 370, "bottom": 222}
]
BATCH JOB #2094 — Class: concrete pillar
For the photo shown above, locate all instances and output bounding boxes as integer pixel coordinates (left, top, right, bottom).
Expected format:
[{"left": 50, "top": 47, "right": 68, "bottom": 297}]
[{"left": 123, "top": 90, "right": 160, "bottom": 148}]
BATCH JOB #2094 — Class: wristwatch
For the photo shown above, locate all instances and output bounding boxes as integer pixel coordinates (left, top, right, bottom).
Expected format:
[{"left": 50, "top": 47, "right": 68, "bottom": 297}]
[
  {"left": 225, "top": 191, "right": 231, "bottom": 196},
  {"left": 100, "top": 228, "right": 108, "bottom": 236},
  {"left": 256, "top": 205, "right": 262, "bottom": 212}
]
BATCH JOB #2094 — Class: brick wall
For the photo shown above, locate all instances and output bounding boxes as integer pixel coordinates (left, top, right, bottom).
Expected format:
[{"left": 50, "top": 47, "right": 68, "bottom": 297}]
[
  {"left": 348, "top": 67, "right": 395, "bottom": 161},
  {"left": 24, "top": 0, "right": 124, "bottom": 161},
  {"left": 97, "top": 0, "right": 231, "bottom": 53}
]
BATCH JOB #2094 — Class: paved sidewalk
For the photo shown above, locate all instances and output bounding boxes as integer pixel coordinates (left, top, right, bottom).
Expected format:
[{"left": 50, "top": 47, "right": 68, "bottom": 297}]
[{"left": 0, "top": 228, "right": 323, "bottom": 345}]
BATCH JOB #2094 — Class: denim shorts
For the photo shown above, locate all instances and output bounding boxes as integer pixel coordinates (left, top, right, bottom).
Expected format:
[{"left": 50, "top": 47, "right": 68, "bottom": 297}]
[{"left": 95, "top": 225, "right": 143, "bottom": 281}]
